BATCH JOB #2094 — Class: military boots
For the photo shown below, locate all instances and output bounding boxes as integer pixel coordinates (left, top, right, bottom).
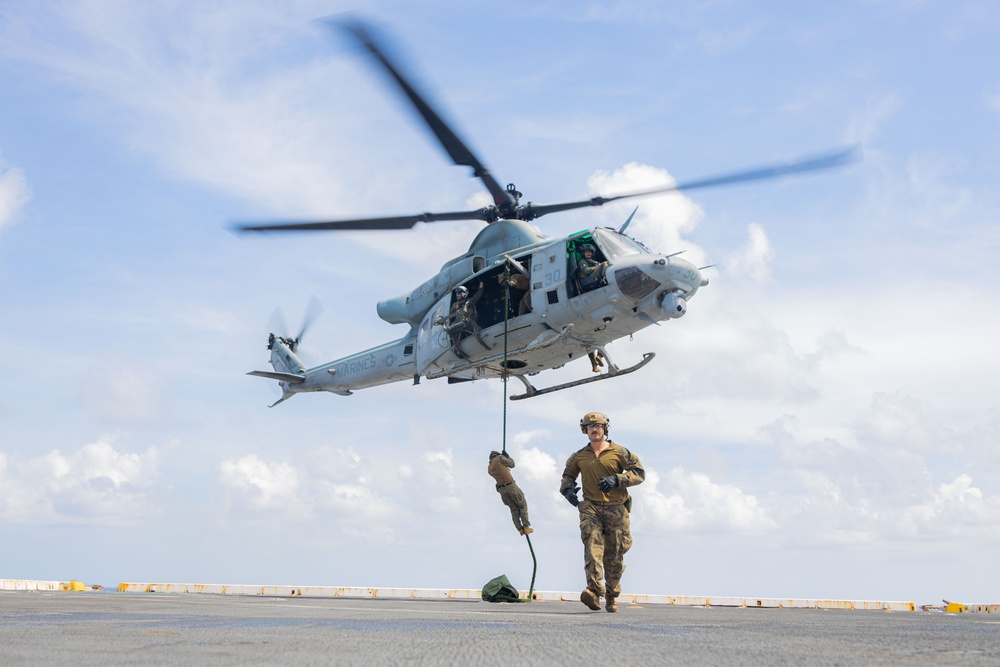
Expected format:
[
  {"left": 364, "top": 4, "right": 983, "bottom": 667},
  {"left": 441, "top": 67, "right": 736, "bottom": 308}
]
[
  {"left": 580, "top": 588, "right": 601, "bottom": 611},
  {"left": 605, "top": 596, "right": 619, "bottom": 613}
]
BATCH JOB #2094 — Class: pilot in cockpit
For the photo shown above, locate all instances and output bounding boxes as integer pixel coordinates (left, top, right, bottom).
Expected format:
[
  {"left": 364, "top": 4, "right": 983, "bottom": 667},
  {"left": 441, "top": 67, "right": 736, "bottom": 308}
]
[{"left": 577, "top": 244, "right": 608, "bottom": 291}]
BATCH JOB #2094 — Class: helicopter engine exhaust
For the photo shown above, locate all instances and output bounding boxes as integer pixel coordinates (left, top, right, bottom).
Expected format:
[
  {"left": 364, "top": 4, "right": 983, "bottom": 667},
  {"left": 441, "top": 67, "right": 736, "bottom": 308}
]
[{"left": 661, "top": 291, "right": 688, "bottom": 319}]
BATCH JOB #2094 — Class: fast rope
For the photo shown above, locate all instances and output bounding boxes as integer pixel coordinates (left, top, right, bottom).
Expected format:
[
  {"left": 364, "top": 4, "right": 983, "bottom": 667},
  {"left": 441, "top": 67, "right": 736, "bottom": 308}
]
[
  {"left": 501, "top": 259, "right": 536, "bottom": 601},
  {"left": 502, "top": 260, "right": 509, "bottom": 458}
]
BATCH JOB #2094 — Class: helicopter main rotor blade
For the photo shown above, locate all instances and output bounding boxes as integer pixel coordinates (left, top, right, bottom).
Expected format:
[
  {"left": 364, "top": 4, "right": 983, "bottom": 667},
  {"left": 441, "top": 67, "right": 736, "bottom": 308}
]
[
  {"left": 524, "top": 146, "right": 862, "bottom": 220},
  {"left": 236, "top": 207, "right": 494, "bottom": 233},
  {"left": 332, "top": 18, "right": 515, "bottom": 212}
]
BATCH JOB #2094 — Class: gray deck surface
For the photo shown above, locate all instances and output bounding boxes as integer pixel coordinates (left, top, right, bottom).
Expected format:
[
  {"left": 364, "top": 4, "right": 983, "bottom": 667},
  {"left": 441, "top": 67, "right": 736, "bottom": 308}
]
[{"left": 2, "top": 591, "right": 998, "bottom": 666}]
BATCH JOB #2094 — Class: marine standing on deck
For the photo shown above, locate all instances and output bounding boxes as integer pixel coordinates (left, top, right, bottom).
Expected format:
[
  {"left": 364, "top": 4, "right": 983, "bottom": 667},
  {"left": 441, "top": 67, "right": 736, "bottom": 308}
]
[
  {"left": 488, "top": 451, "right": 532, "bottom": 535},
  {"left": 560, "top": 411, "right": 644, "bottom": 613}
]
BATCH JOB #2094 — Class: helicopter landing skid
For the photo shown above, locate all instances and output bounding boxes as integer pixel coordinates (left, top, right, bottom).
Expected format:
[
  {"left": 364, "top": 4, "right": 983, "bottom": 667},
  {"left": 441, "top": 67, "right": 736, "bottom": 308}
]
[{"left": 509, "top": 352, "right": 656, "bottom": 400}]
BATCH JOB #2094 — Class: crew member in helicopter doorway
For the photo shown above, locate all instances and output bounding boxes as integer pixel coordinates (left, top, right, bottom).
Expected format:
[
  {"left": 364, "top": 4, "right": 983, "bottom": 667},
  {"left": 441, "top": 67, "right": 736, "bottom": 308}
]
[
  {"left": 560, "top": 411, "right": 644, "bottom": 613},
  {"left": 488, "top": 451, "right": 532, "bottom": 536},
  {"left": 496, "top": 271, "right": 531, "bottom": 316},
  {"left": 435, "top": 281, "right": 489, "bottom": 360}
]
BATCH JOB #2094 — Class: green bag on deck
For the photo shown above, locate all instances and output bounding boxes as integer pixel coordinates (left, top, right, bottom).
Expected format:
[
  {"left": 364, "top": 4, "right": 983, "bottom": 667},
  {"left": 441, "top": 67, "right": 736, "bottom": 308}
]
[{"left": 482, "top": 574, "right": 520, "bottom": 603}]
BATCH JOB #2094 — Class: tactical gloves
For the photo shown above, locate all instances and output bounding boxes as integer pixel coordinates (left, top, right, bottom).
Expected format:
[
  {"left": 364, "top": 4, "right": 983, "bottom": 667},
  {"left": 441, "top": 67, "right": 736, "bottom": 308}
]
[
  {"left": 598, "top": 475, "right": 619, "bottom": 492},
  {"left": 563, "top": 486, "right": 581, "bottom": 507}
]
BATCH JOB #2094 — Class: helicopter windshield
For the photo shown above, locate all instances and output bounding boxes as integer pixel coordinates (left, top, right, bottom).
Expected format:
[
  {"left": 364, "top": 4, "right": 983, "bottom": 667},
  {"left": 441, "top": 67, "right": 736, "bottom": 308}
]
[{"left": 592, "top": 228, "right": 646, "bottom": 261}]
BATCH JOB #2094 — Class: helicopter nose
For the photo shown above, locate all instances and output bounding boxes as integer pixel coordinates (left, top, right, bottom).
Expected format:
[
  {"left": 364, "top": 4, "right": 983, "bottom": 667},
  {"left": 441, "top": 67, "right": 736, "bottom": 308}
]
[
  {"left": 645, "top": 255, "right": 705, "bottom": 319},
  {"left": 647, "top": 256, "right": 703, "bottom": 294},
  {"left": 610, "top": 254, "right": 703, "bottom": 305}
]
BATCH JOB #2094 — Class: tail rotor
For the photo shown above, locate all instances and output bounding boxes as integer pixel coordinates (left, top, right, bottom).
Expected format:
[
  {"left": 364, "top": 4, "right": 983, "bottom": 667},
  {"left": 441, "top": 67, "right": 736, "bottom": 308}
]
[{"left": 267, "top": 296, "right": 324, "bottom": 352}]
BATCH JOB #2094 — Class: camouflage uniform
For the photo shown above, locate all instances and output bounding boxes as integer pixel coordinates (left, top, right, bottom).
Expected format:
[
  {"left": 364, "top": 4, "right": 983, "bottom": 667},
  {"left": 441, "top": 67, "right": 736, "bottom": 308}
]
[
  {"left": 496, "top": 271, "right": 531, "bottom": 316},
  {"left": 577, "top": 256, "right": 608, "bottom": 290},
  {"left": 560, "top": 442, "right": 644, "bottom": 599},
  {"left": 488, "top": 452, "right": 531, "bottom": 534}
]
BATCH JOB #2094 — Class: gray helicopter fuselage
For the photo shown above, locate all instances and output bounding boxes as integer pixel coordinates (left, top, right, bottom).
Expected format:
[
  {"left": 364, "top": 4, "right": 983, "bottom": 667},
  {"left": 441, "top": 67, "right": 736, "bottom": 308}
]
[{"left": 266, "top": 219, "right": 706, "bottom": 399}]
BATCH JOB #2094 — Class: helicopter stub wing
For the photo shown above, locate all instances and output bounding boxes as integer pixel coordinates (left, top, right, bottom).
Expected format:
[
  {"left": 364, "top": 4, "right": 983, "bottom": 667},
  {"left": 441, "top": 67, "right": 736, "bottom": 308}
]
[
  {"left": 247, "top": 370, "right": 306, "bottom": 384},
  {"left": 423, "top": 325, "right": 574, "bottom": 381}
]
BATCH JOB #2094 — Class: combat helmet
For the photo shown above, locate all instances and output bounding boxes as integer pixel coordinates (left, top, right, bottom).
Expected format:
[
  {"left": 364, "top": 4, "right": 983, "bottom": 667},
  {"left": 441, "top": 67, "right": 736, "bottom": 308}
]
[
  {"left": 579, "top": 243, "right": 596, "bottom": 253},
  {"left": 454, "top": 285, "right": 469, "bottom": 299},
  {"left": 580, "top": 411, "right": 610, "bottom": 435}
]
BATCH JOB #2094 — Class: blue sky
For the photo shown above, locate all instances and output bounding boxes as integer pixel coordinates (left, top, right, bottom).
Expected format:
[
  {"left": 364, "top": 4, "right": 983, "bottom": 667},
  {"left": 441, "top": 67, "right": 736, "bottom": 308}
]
[{"left": 2, "top": 1, "right": 999, "bottom": 604}]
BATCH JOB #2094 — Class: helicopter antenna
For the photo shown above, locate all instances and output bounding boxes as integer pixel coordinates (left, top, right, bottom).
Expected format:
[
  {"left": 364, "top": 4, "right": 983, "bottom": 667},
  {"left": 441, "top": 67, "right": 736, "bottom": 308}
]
[
  {"left": 618, "top": 206, "right": 639, "bottom": 234},
  {"left": 506, "top": 184, "right": 522, "bottom": 207}
]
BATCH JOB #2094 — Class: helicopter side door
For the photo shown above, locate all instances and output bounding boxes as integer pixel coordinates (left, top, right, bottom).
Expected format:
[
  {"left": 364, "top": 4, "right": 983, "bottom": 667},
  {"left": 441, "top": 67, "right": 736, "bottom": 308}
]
[
  {"left": 531, "top": 246, "right": 567, "bottom": 313},
  {"left": 415, "top": 294, "right": 453, "bottom": 375}
]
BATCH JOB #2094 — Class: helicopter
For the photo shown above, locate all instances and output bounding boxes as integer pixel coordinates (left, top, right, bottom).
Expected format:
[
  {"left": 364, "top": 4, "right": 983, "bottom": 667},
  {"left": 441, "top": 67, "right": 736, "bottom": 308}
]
[{"left": 239, "top": 19, "right": 858, "bottom": 407}]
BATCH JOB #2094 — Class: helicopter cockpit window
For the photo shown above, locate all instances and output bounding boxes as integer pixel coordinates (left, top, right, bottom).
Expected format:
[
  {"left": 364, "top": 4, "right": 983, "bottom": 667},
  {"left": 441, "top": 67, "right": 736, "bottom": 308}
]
[{"left": 592, "top": 228, "right": 645, "bottom": 261}]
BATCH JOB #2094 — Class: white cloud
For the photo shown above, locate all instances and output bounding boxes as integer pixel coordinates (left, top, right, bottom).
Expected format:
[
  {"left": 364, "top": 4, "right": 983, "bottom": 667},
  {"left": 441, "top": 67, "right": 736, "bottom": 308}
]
[
  {"left": 0, "top": 435, "right": 160, "bottom": 524},
  {"left": 508, "top": 429, "right": 559, "bottom": 484},
  {"left": 760, "top": 389, "right": 1000, "bottom": 546},
  {"left": 723, "top": 222, "right": 773, "bottom": 283},
  {"left": 852, "top": 391, "right": 959, "bottom": 455},
  {"left": 635, "top": 466, "right": 776, "bottom": 534},
  {"left": 218, "top": 448, "right": 403, "bottom": 529},
  {"left": 764, "top": 468, "right": 1000, "bottom": 547},
  {"left": 219, "top": 454, "right": 302, "bottom": 514},
  {"left": 0, "top": 3, "right": 377, "bottom": 216},
  {"left": 515, "top": 445, "right": 560, "bottom": 485},
  {"left": 421, "top": 449, "right": 454, "bottom": 482},
  {"left": 900, "top": 474, "right": 1000, "bottom": 534},
  {"left": 0, "top": 156, "right": 31, "bottom": 233}
]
